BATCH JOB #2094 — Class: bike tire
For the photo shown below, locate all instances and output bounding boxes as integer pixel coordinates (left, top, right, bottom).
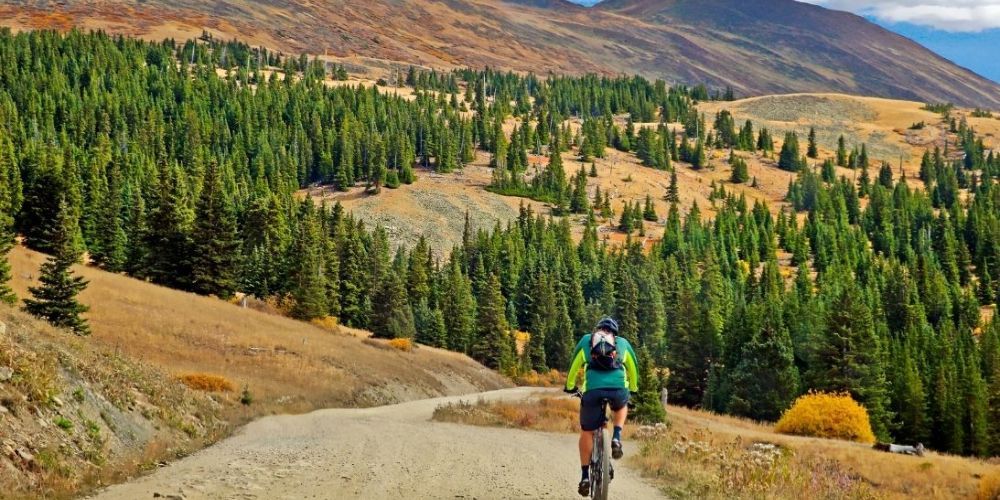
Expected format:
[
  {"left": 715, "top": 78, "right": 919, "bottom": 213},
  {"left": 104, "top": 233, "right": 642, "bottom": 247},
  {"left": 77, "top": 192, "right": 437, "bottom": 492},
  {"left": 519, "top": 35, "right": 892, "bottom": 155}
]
[{"left": 592, "top": 428, "right": 611, "bottom": 500}]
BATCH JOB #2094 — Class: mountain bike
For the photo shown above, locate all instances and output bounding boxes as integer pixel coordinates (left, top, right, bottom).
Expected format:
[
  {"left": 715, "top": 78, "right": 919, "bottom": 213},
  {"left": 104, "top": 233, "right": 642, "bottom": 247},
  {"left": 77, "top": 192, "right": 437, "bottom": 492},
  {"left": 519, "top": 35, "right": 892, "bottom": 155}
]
[{"left": 573, "top": 391, "right": 613, "bottom": 500}]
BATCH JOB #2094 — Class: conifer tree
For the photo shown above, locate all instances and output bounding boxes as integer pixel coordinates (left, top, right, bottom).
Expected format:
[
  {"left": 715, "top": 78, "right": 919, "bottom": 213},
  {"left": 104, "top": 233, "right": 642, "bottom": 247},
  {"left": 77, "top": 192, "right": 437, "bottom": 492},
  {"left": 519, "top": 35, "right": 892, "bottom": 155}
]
[
  {"left": 642, "top": 195, "right": 657, "bottom": 222},
  {"left": 836, "top": 135, "right": 848, "bottom": 167},
  {"left": 810, "top": 285, "right": 891, "bottom": 438},
  {"left": 472, "top": 273, "right": 515, "bottom": 372},
  {"left": 730, "top": 153, "right": 749, "bottom": 184},
  {"left": 666, "top": 170, "right": 679, "bottom": 203},
  {"left": 778, "top": 132, "right": 803, "bottom": 172},
  {"left": 726, "top": 300, "right": 799, "bottom": 421},
  {"left": 631, "top": 345, "right": 666, "bottom": 423},
  {"left": 807, "top": 127, "right": 819, "bottom": 159},
  {"left": 290, "top": 202, "right": 328, "bottom": 320},
  {"left": 371, "top": 265, "right": 416, "bottom": 339},
  {"left": 0, "top": 144, "right": 17, "bottom": 305},
  {"left": 190, "top": 161, "right": 240, "bottom": 298},
  {"left": 570, "top": 167, "right": 589, "bottom": 214},
  {"left": 143, "top": 164, "right": 192, "bottom": 289},
  {"left": 24, "top": 199, "right": 90, "bottom": 335}
]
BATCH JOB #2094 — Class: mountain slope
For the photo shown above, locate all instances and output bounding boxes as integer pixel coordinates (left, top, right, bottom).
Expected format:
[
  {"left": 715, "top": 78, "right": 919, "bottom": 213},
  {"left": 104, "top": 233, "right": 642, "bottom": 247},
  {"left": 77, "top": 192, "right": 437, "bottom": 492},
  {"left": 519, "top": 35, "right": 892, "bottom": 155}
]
[
  {"left": 2, "top": 244, "right": 508, "bottom": 496},
  {"left": 1, "top": 0, "right": 999, "bottom": 107}
]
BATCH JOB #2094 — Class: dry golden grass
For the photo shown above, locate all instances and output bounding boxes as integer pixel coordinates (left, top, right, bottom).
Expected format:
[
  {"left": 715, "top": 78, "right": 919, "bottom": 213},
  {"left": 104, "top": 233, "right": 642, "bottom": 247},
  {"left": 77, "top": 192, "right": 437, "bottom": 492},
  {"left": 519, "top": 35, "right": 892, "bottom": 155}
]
[
  {"left": 434, "top": 392, "right": 999, "bottom": 499},
  {"left": 433, "top": 395, "right": 580, "bottom": 433},
  {"left": 176, "top": 373, "right": 235, "bottom": 392},
  {"left": 775, "top": 392, "right": 876, "bottom": 444},
  {"left": 8, "top": 245, "right": 508, "bottom": 416},
  {"left": 980, "top": 471, "right": 1000, "bottom": 500},
  {"left": 513, "top": 369, "right": 565, "bottom": 388}
]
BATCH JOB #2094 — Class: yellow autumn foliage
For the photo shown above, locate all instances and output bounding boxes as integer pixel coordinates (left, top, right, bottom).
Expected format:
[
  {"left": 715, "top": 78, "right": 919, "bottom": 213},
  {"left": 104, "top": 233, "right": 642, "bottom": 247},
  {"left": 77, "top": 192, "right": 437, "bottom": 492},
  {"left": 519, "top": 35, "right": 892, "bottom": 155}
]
[
  {"left": 388, "top": 338, "right": 414, "bottom": 352},
  {"left": 774, "top": 392, "right": 876, "bottom": 444}
]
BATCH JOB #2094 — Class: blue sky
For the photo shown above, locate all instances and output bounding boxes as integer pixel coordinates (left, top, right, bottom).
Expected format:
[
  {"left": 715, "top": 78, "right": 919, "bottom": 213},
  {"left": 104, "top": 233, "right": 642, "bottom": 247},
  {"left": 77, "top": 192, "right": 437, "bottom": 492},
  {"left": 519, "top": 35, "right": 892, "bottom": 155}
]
[
  {"left": 802, "top": 1, "right": 1000, "bottom": 83},
  {"left": 871, "top": 20, "right": 1000, "bottom": 83},
  {"left": 567, "top": 0, "right": 1000, "bottom": 83}
]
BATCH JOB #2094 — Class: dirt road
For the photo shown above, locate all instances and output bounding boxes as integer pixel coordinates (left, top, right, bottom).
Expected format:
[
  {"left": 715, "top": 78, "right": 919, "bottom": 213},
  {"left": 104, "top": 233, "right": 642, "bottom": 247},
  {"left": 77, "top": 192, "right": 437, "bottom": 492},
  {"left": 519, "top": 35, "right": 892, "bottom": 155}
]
[{"left": 92, "top": 388, "right": 662, "bottom": 499}]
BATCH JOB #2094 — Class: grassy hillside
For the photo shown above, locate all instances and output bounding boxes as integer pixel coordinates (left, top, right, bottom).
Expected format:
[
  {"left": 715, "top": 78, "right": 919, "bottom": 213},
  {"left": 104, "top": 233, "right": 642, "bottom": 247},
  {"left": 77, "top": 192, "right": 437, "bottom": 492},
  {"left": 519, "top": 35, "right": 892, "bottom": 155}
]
[
  {"left": 1, "top": 0, "right": 999, "bottom": 107},
  {"left": 1, "top": 244, "right": 508, "bottom": 498},
  {"left": 311, "top": 91, "right": 994, "bottom": 255},
  {"left": 434, "top": 392, "right": 1000, "bottom": 499}
]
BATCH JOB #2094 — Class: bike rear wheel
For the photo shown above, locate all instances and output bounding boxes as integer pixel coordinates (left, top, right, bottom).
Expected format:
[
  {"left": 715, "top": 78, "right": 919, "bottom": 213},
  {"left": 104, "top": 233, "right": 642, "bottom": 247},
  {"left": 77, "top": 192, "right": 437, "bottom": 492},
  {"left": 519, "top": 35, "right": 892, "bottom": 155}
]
[{"left": 590, "top": 399, "right": 612, "bottom": 500}]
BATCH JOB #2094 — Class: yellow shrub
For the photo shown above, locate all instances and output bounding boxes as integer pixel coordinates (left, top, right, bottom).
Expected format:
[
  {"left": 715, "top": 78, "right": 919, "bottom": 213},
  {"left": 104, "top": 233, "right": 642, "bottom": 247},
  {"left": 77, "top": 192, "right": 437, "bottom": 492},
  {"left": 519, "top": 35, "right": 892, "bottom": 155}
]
[
  {"left": 775, "top": 392, "right": 876, "bottom": 444},
  {"left": 980, "top": 471, "right": 1000, "bottom": 500},
  {"left": 388, "top": 338, "right": 413, "bottom": 352},
  {"left": 514, "top": 369, "right": 565, "bottom": 387},
  {"left": 177, "top": 373, "right": 235, "bottom": 392},
  {"left": 310, "top": 316, "right": 340, "bottom": 332}
]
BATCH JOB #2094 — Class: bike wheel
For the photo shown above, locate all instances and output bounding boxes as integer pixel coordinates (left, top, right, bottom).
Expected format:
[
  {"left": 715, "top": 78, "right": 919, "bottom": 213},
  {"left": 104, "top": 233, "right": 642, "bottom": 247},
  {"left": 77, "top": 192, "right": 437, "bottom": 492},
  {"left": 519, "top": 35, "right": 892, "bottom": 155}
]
[{"left": 591, "top": 428, "right": 611, "bottom": 500}]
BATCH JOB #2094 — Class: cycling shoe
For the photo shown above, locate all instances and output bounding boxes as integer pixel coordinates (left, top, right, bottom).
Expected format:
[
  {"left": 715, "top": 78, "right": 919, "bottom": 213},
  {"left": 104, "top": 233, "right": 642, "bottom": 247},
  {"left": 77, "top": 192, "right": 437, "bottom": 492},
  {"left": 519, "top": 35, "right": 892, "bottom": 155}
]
[{"left": 612, "top": 439, "right": 624, "bottom": 459}]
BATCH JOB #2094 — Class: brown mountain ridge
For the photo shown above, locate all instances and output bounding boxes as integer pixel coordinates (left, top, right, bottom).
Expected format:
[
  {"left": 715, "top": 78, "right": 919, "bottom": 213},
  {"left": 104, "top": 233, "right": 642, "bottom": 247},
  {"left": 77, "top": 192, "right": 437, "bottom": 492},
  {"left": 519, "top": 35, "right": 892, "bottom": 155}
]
[{"left": 1, "top": 0, "right": 998, "bottom": 107}]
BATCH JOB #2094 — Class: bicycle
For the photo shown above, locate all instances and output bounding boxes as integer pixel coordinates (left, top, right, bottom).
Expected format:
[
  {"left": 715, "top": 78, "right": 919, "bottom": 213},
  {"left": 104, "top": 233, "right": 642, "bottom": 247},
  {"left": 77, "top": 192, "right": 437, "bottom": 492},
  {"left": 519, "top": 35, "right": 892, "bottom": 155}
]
[{"left": 572, "top": 391, "right": 616, "bottom": 500}]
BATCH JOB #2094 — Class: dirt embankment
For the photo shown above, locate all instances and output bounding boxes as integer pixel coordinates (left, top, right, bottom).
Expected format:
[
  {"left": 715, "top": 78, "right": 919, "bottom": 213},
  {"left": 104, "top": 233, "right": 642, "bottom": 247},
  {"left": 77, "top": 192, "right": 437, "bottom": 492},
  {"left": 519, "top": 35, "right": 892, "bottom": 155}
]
[{"left": 1, "top": 245, "right": 510, "bottom": 498}]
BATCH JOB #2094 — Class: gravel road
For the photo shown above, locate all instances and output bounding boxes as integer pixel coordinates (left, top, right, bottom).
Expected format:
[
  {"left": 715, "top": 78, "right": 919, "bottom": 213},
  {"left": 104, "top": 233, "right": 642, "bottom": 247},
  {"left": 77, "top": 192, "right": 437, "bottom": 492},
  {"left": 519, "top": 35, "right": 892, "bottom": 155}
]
[{"left": 92, "top": 387, "right": 662, "bottom": 499}]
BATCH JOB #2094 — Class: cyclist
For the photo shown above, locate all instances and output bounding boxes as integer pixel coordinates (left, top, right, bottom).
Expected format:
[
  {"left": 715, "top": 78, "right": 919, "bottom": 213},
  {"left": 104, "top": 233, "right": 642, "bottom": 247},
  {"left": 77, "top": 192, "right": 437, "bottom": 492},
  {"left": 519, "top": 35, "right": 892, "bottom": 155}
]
[{"left": 564, "top": 317, "right": 638, "bottom": 497}]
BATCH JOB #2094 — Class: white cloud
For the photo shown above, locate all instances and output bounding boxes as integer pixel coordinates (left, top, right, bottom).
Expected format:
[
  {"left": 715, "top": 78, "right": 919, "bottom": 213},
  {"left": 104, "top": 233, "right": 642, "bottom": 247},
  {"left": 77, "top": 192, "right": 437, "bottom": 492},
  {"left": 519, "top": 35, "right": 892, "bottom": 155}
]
[{"left": 802, "top": 0, "right": 1000, "bottom": 31}]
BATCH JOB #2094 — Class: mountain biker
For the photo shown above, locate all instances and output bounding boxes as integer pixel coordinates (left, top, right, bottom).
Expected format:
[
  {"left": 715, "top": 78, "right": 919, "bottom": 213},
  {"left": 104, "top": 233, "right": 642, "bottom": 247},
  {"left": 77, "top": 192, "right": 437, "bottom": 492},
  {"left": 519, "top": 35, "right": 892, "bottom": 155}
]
[{"left": 563, "top": 317, "right": 638, "bottom": 497}]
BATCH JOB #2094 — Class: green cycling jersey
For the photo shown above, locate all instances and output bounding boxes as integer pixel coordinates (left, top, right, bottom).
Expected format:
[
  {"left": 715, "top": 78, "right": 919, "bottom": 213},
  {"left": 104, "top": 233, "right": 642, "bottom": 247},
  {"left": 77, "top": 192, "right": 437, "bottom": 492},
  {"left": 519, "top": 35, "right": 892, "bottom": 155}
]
[{"left": 564, "top": 333, "right": 639, "bottom": 393}]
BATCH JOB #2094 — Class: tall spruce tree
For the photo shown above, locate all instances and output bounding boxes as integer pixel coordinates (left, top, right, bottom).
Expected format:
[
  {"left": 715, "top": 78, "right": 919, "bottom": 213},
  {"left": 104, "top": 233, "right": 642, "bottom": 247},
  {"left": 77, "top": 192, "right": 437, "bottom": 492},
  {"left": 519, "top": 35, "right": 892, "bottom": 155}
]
[
  {"left": 190, "top": 161, "right": 241, "bottom": 298},
  {"left": 472, "top": 273, "right": 515, "bottom": 372},
  {"left": 807, "top": 127, "right": 819, "bottom": 159},
  {"left": 24, "top": 199, "right": 90, "bottom": 335}
]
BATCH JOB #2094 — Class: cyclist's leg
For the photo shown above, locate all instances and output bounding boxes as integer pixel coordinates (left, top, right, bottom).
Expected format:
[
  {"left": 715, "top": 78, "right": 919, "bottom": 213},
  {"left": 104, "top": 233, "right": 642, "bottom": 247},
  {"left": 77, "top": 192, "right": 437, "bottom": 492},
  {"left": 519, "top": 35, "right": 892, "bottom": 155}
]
[
  {"left": 608, "top": 389, "right": 629, "bottom": 459},
  {"left": 608, "top": 388, "right": 629, "bottom": 428},
  {"left": 579, "top": 430, "right": 594, "bottom": 466},
  {"left": 578, "top": 390, "right": 604, "bottom": 464}
]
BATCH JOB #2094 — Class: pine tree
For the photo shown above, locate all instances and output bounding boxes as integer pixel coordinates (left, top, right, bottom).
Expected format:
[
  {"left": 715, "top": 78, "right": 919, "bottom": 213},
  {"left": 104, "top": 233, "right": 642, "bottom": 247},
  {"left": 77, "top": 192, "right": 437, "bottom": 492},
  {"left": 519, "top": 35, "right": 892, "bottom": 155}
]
[
  {"left": 24, "top": 199, "right": 90, "bottom": 335},
  {"left": 807, "top": 127, "right": 819, "bottom": 159},
  {"left": 570, "top": 167, "right": 589, "bottom": 214},
  {"left": 0, "top": 146, "right": 17, "bottom": 304},
  {"left": 809, "top": 285, "right": 891, "bottom": 439},
  {"left": 778, "top": 132, "right": 802, "bottom": 172},
  {"left": 666, "top": 170, "right": 679, "bottom": 203},
  {"left": 836, "top": 135, "right": 848, "bottom": 167},
  {"left": 290, "top": 202, "right": 328, "bottom": 319},
  {"left": 642, "top": 194, "right": 657, "bottom": 222},
  {"left": 371, "top": 264, "right": 416, "bottom": 339},
  {"left": 190, "top": 161, "right": 240, "bottom": 298},
  {"left": 987, "top": 365, "right": 1000, "bottom": 456},
  {"left": 631, "top": 345, "right": 666, "bottom": 423},
  {"left": 142, "top": 164, "right": 192, "bottom": 289},
  {"left": 0, "top": 221, "right": 15, "bottom": 305},
  {"left": 472, "top": 273, "right": 515, "bottom": 372},
  {"left": 730, "top": 153, "right": 749, "bottom": 184},
  {"left": 726, "top": 300, "right": 799, "bottom": 421}
]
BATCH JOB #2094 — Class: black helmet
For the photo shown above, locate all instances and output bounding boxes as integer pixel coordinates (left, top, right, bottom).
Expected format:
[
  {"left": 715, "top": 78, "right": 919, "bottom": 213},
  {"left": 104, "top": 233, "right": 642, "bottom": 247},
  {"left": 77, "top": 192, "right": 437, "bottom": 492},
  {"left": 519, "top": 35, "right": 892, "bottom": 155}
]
[{"left": 595, "top": 317, "right": 619, "bottom": 335}]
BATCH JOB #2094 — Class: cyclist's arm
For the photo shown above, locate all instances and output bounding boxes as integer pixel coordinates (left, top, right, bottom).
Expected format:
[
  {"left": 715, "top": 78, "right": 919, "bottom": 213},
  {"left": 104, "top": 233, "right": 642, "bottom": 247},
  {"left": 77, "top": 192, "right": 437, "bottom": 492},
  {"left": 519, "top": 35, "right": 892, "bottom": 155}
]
[
  {"left": 565, "top": 336, "right": 587, "bottom": 391},
  {"left": 622, "top": 340, "right": 639, "bottom": 393}
]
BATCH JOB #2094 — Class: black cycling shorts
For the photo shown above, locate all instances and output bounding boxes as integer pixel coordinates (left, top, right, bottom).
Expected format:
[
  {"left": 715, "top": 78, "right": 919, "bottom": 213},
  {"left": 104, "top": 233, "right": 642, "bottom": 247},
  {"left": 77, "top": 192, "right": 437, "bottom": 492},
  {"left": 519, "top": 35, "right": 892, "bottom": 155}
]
[{"left": 579, "top": 388, "right": 629, "bottom": 431}]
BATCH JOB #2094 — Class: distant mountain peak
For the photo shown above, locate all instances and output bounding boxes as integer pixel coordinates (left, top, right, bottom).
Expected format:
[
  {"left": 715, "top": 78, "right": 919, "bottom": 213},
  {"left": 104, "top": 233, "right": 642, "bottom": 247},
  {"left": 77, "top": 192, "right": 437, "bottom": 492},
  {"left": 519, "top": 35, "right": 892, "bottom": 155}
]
[{"left": 4, "top": 0, "right": 997, "bottom": 106}]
